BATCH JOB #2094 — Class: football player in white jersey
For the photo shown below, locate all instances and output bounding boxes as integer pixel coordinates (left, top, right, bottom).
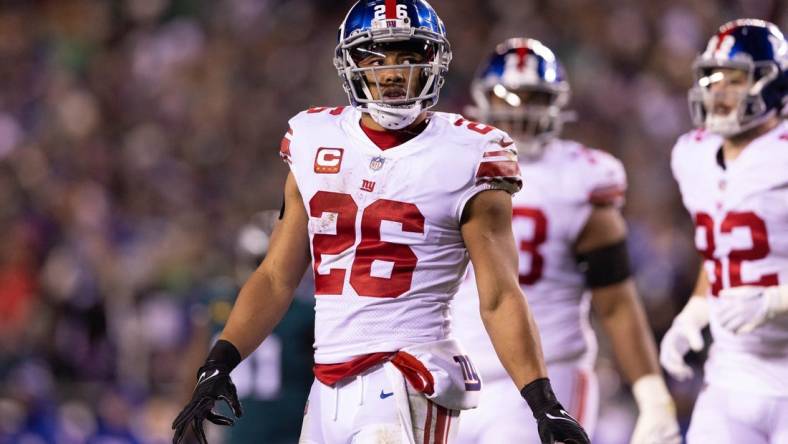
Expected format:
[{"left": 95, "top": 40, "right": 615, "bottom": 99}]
[
  {"left": 660, "top": 19, "right": 788, "bottom": 444},
  {"left": 172, "top": 2, "right": 590, "bottom": 444},
  {"left": 452, "top": 39, "right": 680, "bottom": 444}
]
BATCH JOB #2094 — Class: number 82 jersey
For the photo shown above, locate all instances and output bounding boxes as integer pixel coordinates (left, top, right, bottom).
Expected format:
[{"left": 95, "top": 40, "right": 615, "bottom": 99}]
[
  {"left": 671, "top": 122, "right": 788, "bottom": 395},
  {"left": 280, "top": 106, "right": 522, "bottom": 364}
]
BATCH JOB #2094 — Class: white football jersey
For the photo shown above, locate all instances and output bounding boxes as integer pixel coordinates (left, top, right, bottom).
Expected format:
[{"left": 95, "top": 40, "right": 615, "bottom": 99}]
[
  {"left": 671, "top": 121, "right": 788, "bottom": 396},
  {"left": 451, "top": 139, "right": 627, "bottom": 379},
  {"left": 280, "top": 106, "right": 522, "bottom": 364}
]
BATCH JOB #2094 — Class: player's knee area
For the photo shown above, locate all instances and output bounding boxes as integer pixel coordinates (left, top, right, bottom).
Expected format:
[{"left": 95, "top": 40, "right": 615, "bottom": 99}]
[{"left": 351, "top": 424, "right": 404, "bottom": 444}]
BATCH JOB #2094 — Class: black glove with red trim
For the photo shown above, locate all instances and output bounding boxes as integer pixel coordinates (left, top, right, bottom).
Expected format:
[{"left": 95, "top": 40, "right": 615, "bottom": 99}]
[
  {"left": 522, "top": 378, "right": 590, "bottom": 444},
  {"left": 172, "top": 340, "right": 244, "bottom": 444}
]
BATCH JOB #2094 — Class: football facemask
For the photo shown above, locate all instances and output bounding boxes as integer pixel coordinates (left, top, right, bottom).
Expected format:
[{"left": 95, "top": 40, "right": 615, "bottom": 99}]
[{"left": 335, "top": 0, "right": 451, "bottom": 130}]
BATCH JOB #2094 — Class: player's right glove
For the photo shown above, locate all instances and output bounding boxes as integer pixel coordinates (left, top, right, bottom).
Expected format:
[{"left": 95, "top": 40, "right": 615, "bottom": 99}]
[
  {"left": 172, "top": 340, "right": 244, "bottom": 444},
  {"left": 630, "top": 374, "right": 681, "bottom": 444},
  {"left": 522, "top": 378, "right": 590, "bottom": 444},
  {"left": 717, "top": 285, "right": 788, "bottom": 334},
  {"left": 659, "top": 296, "right": 708, "bottom": 381}
]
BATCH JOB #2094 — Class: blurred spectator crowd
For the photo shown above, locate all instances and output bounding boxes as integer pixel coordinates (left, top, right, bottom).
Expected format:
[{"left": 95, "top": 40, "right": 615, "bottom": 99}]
[{"left": 0, "top": 0, "right": 784, "bottom": 442}]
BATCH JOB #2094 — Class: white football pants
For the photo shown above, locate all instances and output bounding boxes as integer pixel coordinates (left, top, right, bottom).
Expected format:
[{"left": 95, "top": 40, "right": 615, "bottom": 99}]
[
  {"left": 299, "top": 362, "right": 459, "bottom": 444},
  {"left": 688, "top": 383, "right": 788, "bottom": 444},
  {"left": 454, "top": 359, "right": 598, "bottom": 444}
]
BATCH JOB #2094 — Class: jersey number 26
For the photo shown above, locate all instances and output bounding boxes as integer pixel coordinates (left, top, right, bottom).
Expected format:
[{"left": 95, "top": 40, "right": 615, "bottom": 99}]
[{"left": 310, "top": 191, "right": 425, "bottom": 298}]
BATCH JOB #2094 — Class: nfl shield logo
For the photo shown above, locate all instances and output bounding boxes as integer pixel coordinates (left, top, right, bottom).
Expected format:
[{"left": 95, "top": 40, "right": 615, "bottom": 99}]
[{"left": 369, "top": 156, "right": 385, "bottom": 171}]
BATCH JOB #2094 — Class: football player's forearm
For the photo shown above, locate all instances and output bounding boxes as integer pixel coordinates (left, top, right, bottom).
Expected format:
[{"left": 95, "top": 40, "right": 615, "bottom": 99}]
[
  {"left": 220, "top": 267, "right": 297, "bottom": 359},
  {"left": 593, "top": 279, "right": 660, "bottom": 384},
  {"left": 692, "top": 267, "right": 709, "bottom": 297},
  {"left": 480, "top": 289, "right": 548, "bottom": 389},
  {"left": 218, "top": 171, "right": 310, "bottom": 359}
]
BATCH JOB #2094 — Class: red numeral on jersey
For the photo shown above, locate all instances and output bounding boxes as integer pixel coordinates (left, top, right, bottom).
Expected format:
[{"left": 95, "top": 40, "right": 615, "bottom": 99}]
[
  {"left": 454, "top": 118, "right": 496, "bottom": 135},
  {"left": 309, "top": 193, "right": 425, "bottom": 298},
  {"left": 350, "top": 199, "right": 424, "bottom": 298},
  {"left": 310, "top": 191, "right": 358, "bottom": 295},
  {"left": 513, "top": 207, "right": 548, "bottom": 285},
  {"left": 694, "top": 213, "right": 722, "bottom": 295},
  {"left": 695, "top": 211, "right": 777, "bottom": 296}
]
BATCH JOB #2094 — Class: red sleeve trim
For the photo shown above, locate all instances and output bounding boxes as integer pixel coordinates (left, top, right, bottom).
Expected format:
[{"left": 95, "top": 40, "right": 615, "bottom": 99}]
[
  {"left": 279, "top": 128, "right": 293, "bottom": 163},
  {"left": 483, "top": 149, "right": 515, "bottom": 158},
  {"left": 307, "top": 106, "right": 346, "bottom": 115},
  {"left": 589, "top": 184, "right": 626, "bottom": 206},
  {"left": 475, "top": 160, "right": 521, "bottom": 179}
]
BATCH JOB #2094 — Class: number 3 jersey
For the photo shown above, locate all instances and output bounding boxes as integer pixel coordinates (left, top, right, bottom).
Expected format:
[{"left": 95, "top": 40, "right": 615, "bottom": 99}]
[
  {"left": 280, "top": 106, "right": 522, "bottom": 364},
  {"left": 671, "top": 122, "right": 788, "bottom": 396},
  {"left": 452, "top": 139, "right": 627, "bottom": 379}
]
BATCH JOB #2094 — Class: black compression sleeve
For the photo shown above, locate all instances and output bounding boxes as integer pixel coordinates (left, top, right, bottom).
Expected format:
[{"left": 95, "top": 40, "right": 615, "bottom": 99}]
[{"left": 575, "top": 239, "right": 632, "bottom": 288}]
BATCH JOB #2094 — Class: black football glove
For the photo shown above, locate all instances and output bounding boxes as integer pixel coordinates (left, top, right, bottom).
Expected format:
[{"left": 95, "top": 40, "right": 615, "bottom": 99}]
[
  {"left": 172, "top": 340, "right": 244, "bottom": 444},
  {"left": 522, "top": 378, "right": 590, "bottom": 444}
]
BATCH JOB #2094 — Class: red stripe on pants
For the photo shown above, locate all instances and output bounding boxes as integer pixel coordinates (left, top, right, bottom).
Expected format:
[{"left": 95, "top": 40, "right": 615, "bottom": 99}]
[
  {"left": 435, "top": 405, "right": 448, "bottom": 443},
  {"left": 444, "top": 411, "right": 454, "bottom": 443},
  {"left": 573, "top": 370, "right": 588, "bottom": 425},
  {"left": 423, "top": 402, "right": 433, "bottom": 444}
]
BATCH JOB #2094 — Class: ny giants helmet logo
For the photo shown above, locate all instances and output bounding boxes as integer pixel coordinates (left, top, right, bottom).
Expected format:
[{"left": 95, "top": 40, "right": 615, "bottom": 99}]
[
  {"left": 503, "top": 51, "right": 541, "bottom": 84},
  {"left": 314, "top": 148, "right": 344, "bottom": 174},
  {"left": 703, "top": 34, "right": 736, "bottom": 59}
]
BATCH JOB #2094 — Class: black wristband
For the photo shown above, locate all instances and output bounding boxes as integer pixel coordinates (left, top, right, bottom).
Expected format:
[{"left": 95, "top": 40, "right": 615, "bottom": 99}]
[
  {"left": 520, "top": 377, "right": 559, "bottom": 416},
  {"left": 205, "top": 339, "right": 242, "bottom": 372}
]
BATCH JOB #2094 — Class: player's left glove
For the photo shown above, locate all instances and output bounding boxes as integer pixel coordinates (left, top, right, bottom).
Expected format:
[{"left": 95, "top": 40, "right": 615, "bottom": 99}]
[
  {"left": 629, "top": 375, "right": 681, "bottom": 444},
  {"left": 172, "top": 340, "right": 244, "bottom": 444},
  {"left": 522, "top": 378, "right": 590, "bottom": 444},
  {"left": 718, "top": 285, "right": 788, "bottom": 334}
]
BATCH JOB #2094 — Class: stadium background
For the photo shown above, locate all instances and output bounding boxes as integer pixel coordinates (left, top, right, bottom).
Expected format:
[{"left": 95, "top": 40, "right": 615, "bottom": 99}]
[{"left": 0, "top": 0, "right": 784, "bottom": 442}]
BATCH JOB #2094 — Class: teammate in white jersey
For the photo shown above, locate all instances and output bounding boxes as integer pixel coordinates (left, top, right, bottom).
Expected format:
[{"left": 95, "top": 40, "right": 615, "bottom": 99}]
[
  {"left": 452, "top": 38, "right": 680, "bottom": 444},
  {"left": 660, "top": 19, "right": 788, "bottom": 444},
  {"left": 172, "top": 2, "right": 590, "bottom": 443}
]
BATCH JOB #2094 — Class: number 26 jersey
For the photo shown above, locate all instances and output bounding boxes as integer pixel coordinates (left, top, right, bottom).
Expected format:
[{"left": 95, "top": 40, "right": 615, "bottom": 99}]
[{"left": 280, "top": 106, "right": 522, "bottom": 364}]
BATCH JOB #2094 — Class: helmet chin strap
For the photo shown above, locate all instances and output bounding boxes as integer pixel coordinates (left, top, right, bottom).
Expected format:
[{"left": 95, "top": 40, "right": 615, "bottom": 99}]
[
  {"left": 367, "top": 102, "right": 423, "bottom": 130},
  {"left": 705, "top": 109, "right": 771, "bottom": 137},
  {"left": 705, "top": 112, "right": 743, "bottom": 137}
]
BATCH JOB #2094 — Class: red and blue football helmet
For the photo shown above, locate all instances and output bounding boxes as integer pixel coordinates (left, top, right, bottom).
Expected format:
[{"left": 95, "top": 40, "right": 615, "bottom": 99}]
[
  {"left": 468, "top": 38, "right": 571, "bottom": 158},
  {"left": 334, "top": 0, "right": 451, "bottom": 130},
  {"left": 689, "top": 19, "right": 788, "bottom": 136}
]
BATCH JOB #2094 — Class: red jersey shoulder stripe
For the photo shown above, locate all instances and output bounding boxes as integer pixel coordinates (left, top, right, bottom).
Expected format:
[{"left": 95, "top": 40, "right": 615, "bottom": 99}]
[
  {"left": 476, "top": 160, "right": 521, "bottom": 180},
  {"left": 589, "top": 184, "right": 625, "bottom": 206},
  {"left": 306, "top": 106, "right": 346, "bottom": 115},
  {"left": 279, "top": 128, "right": 293, "bottom": 163},
  {"left": 483, "top": 148, "right": 517, "bottom": 160}
]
